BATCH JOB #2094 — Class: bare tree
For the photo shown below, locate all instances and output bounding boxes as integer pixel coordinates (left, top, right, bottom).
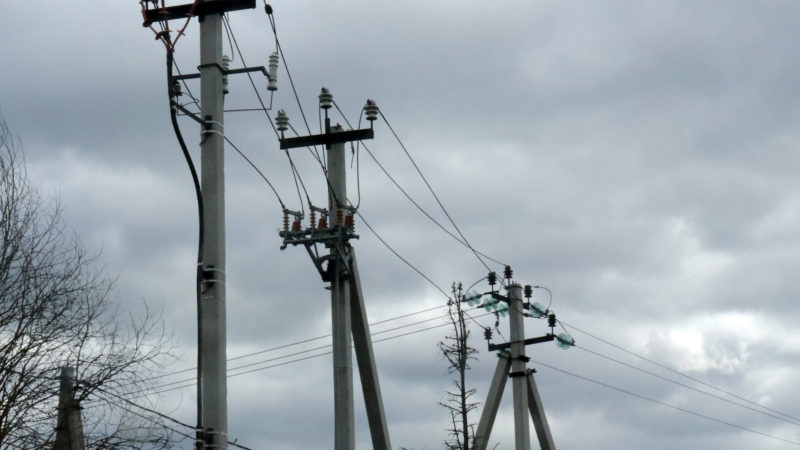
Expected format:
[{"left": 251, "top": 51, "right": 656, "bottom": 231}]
[
  {"left": 0, "top": 119, "right": 180, "bottom": 448},
  {"left": 438, "top": 282, "right": 480, "bottom": 450}
]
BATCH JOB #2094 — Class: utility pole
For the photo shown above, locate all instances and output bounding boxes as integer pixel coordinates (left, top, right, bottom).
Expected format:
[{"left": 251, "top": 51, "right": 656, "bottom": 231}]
[
  {"left": 277, "top": 91, "right": 391, "bottom": 449},
  {"left": 508, "top": 283, "right": 531, "bottom": 450},
  {"left": 55, "top": 367, "right": 84, "bottom": 450},
  {"left": 197, "top": 4, "right": 228, "bottom": 448},
  {"left": 470, "top": 268, "right": 562, "bottom": 450},
  {"left": 328, "top": 125, "right": 355, "bottom": 447}
]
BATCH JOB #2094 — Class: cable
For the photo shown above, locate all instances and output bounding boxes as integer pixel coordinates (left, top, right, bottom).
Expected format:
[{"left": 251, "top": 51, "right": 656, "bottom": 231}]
[
  {"left": 329, "top": 100, "right": 506, "bottom": 268},
  {"left": 379, "top": 109, "right": 500, "bottom": 276},
  {"left": 222, "top": 135, "right": 285, "bottom": 209},
  {"left": 224, "top": 14, "right": 324, "bottom": 176},
  {"left": 166, "top": 48, "right": 205, "bottom": 433},
  {"left": 90, "top": 387, "right": 253, "bottom": 450},
  {"left": 355, "top": 210, "right": 450, "bottom": 299},
  {"left": 533, "top": 359, "right": 800, "bottom": 447},
  {"left": 573, "top": 344, "right": 800, "bottom": 427},
  {"left": 130, "top": 309, "right": 497, "bottom": 398},
  {"left": 560, "top": 320, "right": 800, "bottom": 424}
]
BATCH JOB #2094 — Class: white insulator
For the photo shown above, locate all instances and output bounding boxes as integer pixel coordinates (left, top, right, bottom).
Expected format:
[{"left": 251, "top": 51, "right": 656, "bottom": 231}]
[
  {"left": 268, "top": 52, "right": 279, "bottom": 91},
  {"left": 319, "top": 87, "right": 333, "bottom": 110},
  {"left": 275, "top": 109, "right": 289, "bottom": 131},
  {"left": 364, "top": 99, "right": 379, "bottom": 122},
  {"left": 222, "top": 55, "right": 231, "bottom": 95}
]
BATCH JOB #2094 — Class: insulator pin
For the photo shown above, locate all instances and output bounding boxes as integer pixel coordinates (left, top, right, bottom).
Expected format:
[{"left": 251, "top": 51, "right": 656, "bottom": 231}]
[{"left": 268, "top": 52, "right": 279, "bottom": 91}]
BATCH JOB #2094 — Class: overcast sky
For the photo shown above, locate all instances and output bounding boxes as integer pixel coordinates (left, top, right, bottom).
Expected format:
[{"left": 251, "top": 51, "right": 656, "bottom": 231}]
[{"left": 2, "top": 1, "right": 800, "bottom": 449}]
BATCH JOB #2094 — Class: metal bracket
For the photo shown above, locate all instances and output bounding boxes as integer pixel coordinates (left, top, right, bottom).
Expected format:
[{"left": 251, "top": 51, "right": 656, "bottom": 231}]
[
  {"left": 487, "top": 334, "right": 555, "bottom": 352},
  {"left": 509, "top": 369, "right": 536, "bottom": 378},
  {"left": 170, "top": 65, "right": 271, "bottom": 82}
]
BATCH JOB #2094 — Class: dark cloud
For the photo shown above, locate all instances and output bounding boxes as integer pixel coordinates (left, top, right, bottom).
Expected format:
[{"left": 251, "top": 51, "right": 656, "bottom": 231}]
[{"left": 3, "top": 0, "right": 800, "bottom": 448}]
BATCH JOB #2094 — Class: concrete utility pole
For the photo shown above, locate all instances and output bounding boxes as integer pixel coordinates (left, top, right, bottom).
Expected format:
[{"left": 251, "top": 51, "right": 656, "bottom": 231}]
[
  {"left": 55, "top": 367, "right": 84, "bottom": 450},
  {"left": 508, "top": 284, "right": 531, "bottom": 450},
  {"left": 473, "top": 276, "right": 557, "bottom": 450},
  {"left": 327, "top": 127, "right": 355, "bottom": 447},
  {"left": 278, "top": 93, "right": 391, "bottom": 449},
  {"left": 198, "top": 5, "right": 228, "bottom": 448}
]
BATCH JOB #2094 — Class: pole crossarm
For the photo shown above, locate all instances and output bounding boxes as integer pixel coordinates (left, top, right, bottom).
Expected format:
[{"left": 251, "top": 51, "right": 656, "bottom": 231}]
[
  {"left": 170, "top": 65, "right": 272, "bottom": 82},
  {"left": 488, "top": 334, "right": 555, "bottom": 352},
  {"left": 142, "top": 0, "right": 256, "bottom": 27},
  {"left": 279, "top": 128, "right": 374, "bottom": 150}
]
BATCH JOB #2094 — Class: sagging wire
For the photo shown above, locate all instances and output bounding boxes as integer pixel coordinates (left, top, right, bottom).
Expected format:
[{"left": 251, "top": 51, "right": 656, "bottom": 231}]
[
  {"left": 330, "top": 100, "right": 507, "bottom": 270},
  {"left": 264, "top": 3, "right": 324, "bottom": 165},
  {"left": 378, "top": 109, "right": 504, "bottom": 280}
]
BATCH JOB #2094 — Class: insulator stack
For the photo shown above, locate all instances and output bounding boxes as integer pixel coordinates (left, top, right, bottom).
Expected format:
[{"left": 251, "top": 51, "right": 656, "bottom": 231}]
[
  {"left": 524, "top": 285, "right": 532, "bottom": 299},
  {"left": 364, "top": 99, "right": 379, "bottom": 122},
  {"left": 292, "top": 219, "right": 301, "bottom": 231},
  {"left": 336, "top": 209, "right": 343, "bottom": 225},
  {"left": 548, "top": 313, "right": 556, "bottom": 328},
  {"left": 487, "top": 271, "right": 497, "bottom": 287},
  {"left": 267, "top": 52, "right": 278, "bottom": 91},
  {"left": 504, "top": 265, "right": 513, "bottom": 280},
  {"left": 310, "top": 210, "right": 317, "bottom": 229},
  {"left": 171, "top": 80, "right": 182, "bottom": 98},
  {"left": 275, "top": 110, "right": 289, "bottom": 132},
  {"left": 344, "top": 214, "right": 354, "bottom": 229},
  {"left": 319, "top": 87, "right": 333, "bottom": 110},
  {"left": 282, "top": 212, "right": 289, "bottom": 232},
  {"left": 483, "top": 327, "right": 493, "bottom": 341},
  {"left": 319, "top": 216, "right": 328, "bottom": 229},
  {"left": 222, "top": 55, "right": 231, "bottom": 95}
]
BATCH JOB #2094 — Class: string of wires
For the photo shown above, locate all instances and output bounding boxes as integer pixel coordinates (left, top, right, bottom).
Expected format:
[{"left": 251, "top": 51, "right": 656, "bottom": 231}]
[
  {"left": 121, "top": 307, "right": 498, "bottom": 399},
  {"left": 532, "top": 359, "right": 800, "bottom": 447},
  {"left": 88, "top": 385, "right": 253, "bottom": 450}
]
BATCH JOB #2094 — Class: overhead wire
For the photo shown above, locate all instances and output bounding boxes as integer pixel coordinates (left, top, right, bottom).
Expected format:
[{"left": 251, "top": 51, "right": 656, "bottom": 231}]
[
  {"left": 533, "top": 359, "right": 800, "bottom": 447},
  {"left": 378, "top": 109, "right": 503, "bottom": 276},
  {"left": 559, "top": 319, "right": 800, "bottom": 424},
  {"left": 89, "top": 386, "right": 254, "bottom": 450},
  {"left": 573, "top": 344, "right": 800, "bottom": 427},
  {"left": 127, "top": 308, "right": 498, "bottom": 398},
  {"left": 328, "top": 100, "right": 506, "bottom": 269}
]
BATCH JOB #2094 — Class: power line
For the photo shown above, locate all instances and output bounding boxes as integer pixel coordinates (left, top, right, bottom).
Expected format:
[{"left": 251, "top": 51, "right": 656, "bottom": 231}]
[
  {"left": 560, "top": 319, "right": 800, "bottom": 425},
  {"left": 378, "top": 109, "right": 501, "bottom": 275},
  {"left": 127, "top": 309, "right": 497, "bottom": 399},
  {"left": 355, "top": 210, "right": 450, "bottom": 299},
  {"left": 574, "top": 344, "right": 800, "bottom": 427},
  {"left": 533, "top": 359, "right": 800, "bottom": 448},
  {"left": 90, "top": 385, "right": 254, "bottom": 450}
]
